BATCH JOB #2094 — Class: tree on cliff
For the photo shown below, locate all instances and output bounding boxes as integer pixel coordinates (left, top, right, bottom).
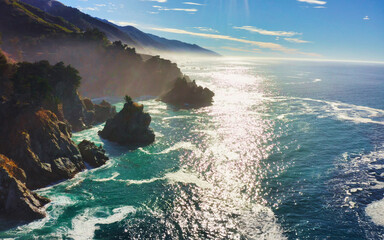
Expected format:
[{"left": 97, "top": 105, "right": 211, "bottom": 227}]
[{"left": 10, "top": 60, "right": 81, "bottom": 107}]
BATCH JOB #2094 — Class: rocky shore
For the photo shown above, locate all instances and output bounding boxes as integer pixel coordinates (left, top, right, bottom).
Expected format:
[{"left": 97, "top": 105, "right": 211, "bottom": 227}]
[{"left": 0, "top": 51, "right": 110, "bottom": 222}]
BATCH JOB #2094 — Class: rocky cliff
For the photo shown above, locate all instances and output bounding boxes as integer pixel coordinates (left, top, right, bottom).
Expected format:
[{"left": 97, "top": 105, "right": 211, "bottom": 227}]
[
  {"left": 0, "top": 104, "right": 85, "bottom": 189},
  {"left": 0, "top": 154, "right": 50, "bottom": 221},
  {"left": 0, "top": 50, "right": 110, "bottom": 222}
]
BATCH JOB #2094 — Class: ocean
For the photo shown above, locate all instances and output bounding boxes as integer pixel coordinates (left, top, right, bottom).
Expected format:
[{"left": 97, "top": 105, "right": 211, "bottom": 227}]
[{"left": 1, "top": 58, "right": 384, "bottom": 239}]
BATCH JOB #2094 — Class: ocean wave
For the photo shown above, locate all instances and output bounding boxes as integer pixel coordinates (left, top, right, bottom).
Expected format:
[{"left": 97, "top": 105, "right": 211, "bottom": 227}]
[
  {"left": 285, "top": 78, "right": 322, "bottom": 85},
  {"left": 277, "top": 96, "right": 384, "bottom": 125},
  {"left": 139, "top": 141, "right": 198, "bottom": 155},
  {"left": 93, "top": 172, "right": 120, "bottom": 182},
  {"left": 122, "top": 168, "right": 212, "bottom": 189},
  {"left": 69, "top": 206, "right": 136, "bottom": 240}
]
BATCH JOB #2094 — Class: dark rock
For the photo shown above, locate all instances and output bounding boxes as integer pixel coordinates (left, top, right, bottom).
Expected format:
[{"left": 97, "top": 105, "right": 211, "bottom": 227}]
[
  {"left": 94, "top": 100, "right": 117, "bottom": 123},
  {"left": 160, "top": 77, "right": 214, "bottom": 108},
  {"left": 98, "top": 101, "right": 155, "bottom": 146},
  {"left": 78, "top": 140, "right": 109, "bottom": 168},
  {"left": 0, "top": 154, "right": 50, "bottom": 221},
  {"left": 82, "top": 98, "right": 116, "bottom": 126},
  {"left": 0, "top": 103, "right": 85, "bottom": 189},
  {"left": 82, "top": 98, "right": 94, "bottom": 111}
]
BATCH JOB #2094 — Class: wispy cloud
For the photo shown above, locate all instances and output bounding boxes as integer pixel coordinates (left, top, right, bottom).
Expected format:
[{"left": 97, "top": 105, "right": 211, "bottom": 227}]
[
  {"left": 151, "top": 27, "right": 320, "bottom": 56},
  {"left": 363, "top": 16, "right": 370, "bottom": 20},
  {"left": 183, "top": 2, "right": 204, "bottom": 6},
  {"left": 193, "top": 27, "right": 219, "bottom": 33},
  {"left": 142, "top": 0, "right": 167, "bottom": 2},
  {"left": 108, "top": 20, "right": 138, "bottom": 27},
  {"left": 297, "top": 0, "right": 326, "bottom": 5},
  {"left": 233, "top": 26, "right": 301, "bottom": 37},
  {"left": 95, "top": 4, "right": 106, "bottom": 7},
  {"left": 78, "top": 7, "right": 98, "bottom": 11},
  {"left": 313, "top": 6, "right": 326, "bottom": 8},
  {"left": 284, "top": 38, "right": 310, "bottom": 43},
  {"left": 153, "top": 5, "right": 198, "bottom": 12},
  {"left": 221, "top": 47, "right": 261, "bottom": 53}
]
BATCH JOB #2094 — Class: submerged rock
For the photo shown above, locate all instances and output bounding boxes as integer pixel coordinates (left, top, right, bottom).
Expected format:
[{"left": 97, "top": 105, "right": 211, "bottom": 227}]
[
  {"left": 98, "top": 101, "right": 155, "bottom": 146},
  {"left": 78, "top": 140, "right": 109, "bottom": 168},
  {"left": 160, "top": 77, "right": 214, "bottom": 108},
  {"left": 0, "top": 154, "right": 50, "bottom": 221}
]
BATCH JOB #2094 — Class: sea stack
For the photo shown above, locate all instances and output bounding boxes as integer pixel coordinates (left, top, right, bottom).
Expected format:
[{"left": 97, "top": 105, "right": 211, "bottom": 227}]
[
  {"left": 160, "top": 77, "right": 214, "bottom": 108},
  {"left": 98, "top": 96, "right": 155, "bottom": 146}
]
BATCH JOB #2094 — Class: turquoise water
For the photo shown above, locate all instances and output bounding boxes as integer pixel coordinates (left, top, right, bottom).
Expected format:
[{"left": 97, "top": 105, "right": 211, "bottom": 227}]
[{"left": 2, "top": 58, "right": 384, "bottom": 239}]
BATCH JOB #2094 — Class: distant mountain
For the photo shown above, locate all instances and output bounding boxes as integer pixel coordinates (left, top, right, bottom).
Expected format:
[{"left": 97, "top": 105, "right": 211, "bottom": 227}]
[
  {"left": 20, "top": 0, "right": 137, "bottom": 46},
  {"left": 0, "top": 0, "right": 79, "bottom": 39},
  {"left": 19, "top": 0, "right": 219, "bottom": 56},
  {"left": 103, "top": 20, "right": 220, "bottom": 56}
]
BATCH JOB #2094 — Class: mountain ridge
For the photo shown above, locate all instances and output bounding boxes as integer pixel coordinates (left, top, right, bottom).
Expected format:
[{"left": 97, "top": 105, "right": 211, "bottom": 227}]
[{"left": 19, "top": 0, "right": 219, "bottom": 56}]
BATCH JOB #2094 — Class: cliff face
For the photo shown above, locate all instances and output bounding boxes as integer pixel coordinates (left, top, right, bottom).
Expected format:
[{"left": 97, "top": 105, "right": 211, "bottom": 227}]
[
  {"left": 0, "top": 154, "right": 50, "bottom": 221},
  {"left": 0, "top": 104, "right": 85, "bottom": 189},
  {"left": 0, "top": 51, "right": 111, "bottom": 222}
]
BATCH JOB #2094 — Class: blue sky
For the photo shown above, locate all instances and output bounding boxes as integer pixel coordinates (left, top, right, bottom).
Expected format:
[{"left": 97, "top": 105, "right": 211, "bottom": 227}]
[{"left": 60, "top": 0, "right": 384, "bottom": 61}]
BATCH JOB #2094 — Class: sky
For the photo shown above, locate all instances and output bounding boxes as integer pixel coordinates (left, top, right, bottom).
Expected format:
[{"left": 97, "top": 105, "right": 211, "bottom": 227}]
[{"left": 60, "top": 0, "right": 384, "bottom": 62}]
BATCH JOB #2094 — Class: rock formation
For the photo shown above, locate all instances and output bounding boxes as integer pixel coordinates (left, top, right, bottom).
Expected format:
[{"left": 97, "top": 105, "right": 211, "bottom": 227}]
[
  {"left": 78, "top": 140, "right": 109, "bottom": 168},
  {"left": 0, "top": 50, "right": 111, "bottom": 223},
  {"left": 160, "top": 77, "right": 214, "bottom": 108},
  {"left": 0, "top": 104, "right": 86, "bottom": 189},
  {"left": 82, "top": 98, "right": 117, "bottom": 125},
  {"left": 0, "top": 154, "right": 50, "bottom": 221},
  {"left": 98, "top": 100, "right": 155, "bottom": 146}
]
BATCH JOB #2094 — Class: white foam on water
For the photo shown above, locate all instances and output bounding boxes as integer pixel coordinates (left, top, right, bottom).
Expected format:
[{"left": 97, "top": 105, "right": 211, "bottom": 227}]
[
  {"left": 313, "top": 78, "right": 322, "bottom": 82},
  {"left": 69, "top": 206, "right": 135, "bottom": 240},
  {"left": 11, "top": 195, "right": 76, "bottom": 236},
  {"left": 164, "top": 169, "right": 212, "bottom": 189},
  {"left": 65, "top": 177, "right": 85, "bottom": 190},
  {"left": 366, "top": 199, "right": 384, "bottom": 226},
  {"left": 93, "top": 172, "right": 120, "bottom": 182},
  {"left": 122, "top": 168, "right": 211, "bottom": 189},
  {"left": 280, "top": 96, "right": 384, "bottom": 125},
  {"left": 141, "top": 141, "right": 198, "bottom": 155},
  {"left": 236, "top": 204, "right": 287, "bottom": 240},
  {"left": 162, "top": 115, "right": 194, "bottom": 121},
  {"left": 124, "top": 177, "right": 162, "bottom": 185}
]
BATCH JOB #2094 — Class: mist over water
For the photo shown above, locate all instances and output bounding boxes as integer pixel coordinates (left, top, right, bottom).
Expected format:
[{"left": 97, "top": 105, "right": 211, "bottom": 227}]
[{"left": 2, "top": 58, "right": 384, "bottom": 239}]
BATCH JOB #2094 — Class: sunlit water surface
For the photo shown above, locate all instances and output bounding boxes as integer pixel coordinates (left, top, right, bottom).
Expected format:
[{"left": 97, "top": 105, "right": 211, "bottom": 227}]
[{"left": 1, "top": 58, "right": 384, "bottom": 239}]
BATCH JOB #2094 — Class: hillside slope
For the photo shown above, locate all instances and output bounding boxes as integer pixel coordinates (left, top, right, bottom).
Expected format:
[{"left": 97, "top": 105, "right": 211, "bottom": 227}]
[{"left": 20, "top": 0, "right": 219, "bottom": 56}]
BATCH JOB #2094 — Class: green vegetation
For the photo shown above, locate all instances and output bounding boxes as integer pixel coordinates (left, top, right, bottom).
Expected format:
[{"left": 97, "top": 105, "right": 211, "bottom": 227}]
[
  {"left": 10, "top": 60, "right": 81, "bottom": 105},
  {"left": 124, "top": 95, "right": 133, "bottom": 104}
]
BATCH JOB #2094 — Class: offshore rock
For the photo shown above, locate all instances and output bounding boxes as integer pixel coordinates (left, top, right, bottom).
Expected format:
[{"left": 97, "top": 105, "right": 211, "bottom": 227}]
[
  {"left": 78, "top": 140, "right": 109, "bottom": 168},
  {"left": 160, "top": 77, "right": 214, "bottom": 108},
  {"left": 0, "top": 154, "right": 50, "bottom": 221},
  {"left": 82, "top": 98, "right": 117, "bottom": 125},
  {"left": 98, "top": 101, "right": 155, "bottom": 146},
  {"left": 0, "top": 103, "right": 85, "bottom": 189}
]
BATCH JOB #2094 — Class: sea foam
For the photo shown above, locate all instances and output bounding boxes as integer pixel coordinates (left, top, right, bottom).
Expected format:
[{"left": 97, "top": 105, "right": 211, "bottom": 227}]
[{"left": 69, "top": 206, "right": 135, "bottom": 240}]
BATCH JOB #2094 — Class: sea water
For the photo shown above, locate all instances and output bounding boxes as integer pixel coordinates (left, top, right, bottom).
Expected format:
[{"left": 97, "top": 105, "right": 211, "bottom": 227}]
[{"left": 1, "top": 58, "right": 384, "bottom": 239}]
